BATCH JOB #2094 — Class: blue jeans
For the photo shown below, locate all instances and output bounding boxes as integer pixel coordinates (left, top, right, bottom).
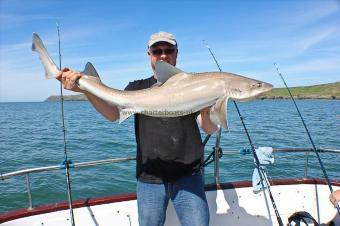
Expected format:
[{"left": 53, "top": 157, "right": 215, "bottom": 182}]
[{"left": 137, "top": 172, "right": 209, "bottom": 226}]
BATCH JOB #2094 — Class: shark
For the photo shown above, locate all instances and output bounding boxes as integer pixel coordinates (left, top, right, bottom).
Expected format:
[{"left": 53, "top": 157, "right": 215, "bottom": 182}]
[{"left": 32, "top": 32, "right": 273, "bottom": 129}]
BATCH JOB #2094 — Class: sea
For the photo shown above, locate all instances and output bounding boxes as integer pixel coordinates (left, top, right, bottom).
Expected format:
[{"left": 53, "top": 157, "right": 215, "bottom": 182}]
[{"left": 0, "top": 100, "right": 339, "bottom": 213}]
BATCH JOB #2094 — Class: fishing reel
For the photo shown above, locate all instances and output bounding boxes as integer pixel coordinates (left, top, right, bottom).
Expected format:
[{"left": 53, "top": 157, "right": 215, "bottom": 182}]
[{"left": 287, "top": 211, "right": 319, "bottom": 226}]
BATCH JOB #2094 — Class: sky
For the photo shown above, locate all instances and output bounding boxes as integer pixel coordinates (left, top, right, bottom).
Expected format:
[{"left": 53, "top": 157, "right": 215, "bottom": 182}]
[{"left": 0, "top": 0, "right": 339, "bottom": 102}]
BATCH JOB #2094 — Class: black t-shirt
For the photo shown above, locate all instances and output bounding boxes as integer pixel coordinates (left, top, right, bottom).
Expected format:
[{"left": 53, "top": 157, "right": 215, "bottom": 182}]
[{"left": 125, "top": 76, "right": 203, "bottom": 183}]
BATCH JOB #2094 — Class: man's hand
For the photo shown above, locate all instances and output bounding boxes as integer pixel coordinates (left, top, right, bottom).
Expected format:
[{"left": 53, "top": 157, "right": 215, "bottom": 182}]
[
  {"left": 198, "top": 106, "right": 218, "bottom": 134},
  {"left": 329, "top": 190, "right": 340, "bottom": 207},
  {"left": 56, "top": 68, "right": 83, "bottom": 92}
]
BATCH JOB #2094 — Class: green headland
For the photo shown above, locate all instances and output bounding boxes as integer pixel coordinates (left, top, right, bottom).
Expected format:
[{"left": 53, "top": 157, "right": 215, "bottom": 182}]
[{"left": 260, "top": 81, "right": 339, "bottom": 99}]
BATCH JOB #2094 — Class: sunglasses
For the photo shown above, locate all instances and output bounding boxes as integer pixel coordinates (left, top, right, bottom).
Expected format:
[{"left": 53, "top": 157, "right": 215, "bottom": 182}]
[{"left": 150, "top": 48, "right": 176, "bottom": 56}]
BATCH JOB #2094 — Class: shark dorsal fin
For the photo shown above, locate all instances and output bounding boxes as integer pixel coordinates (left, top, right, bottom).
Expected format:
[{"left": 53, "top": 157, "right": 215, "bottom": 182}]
[
  {"left": 155, "top": 61, "right": 183, "bottom": 83},
  {"left": 82, "top": 62, "right": 100, "bottom": 77}
]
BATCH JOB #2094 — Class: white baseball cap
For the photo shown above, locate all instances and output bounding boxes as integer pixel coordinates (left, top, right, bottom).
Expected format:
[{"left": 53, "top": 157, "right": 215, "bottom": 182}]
[{"left": 148, "top": 31, "right": 177, "bottom": 48}]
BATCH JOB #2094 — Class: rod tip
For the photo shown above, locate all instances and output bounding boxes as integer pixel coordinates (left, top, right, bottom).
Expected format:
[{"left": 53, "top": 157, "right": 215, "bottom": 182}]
[{"left": 202, "top": 40, "right": 209, "bottom": 48}]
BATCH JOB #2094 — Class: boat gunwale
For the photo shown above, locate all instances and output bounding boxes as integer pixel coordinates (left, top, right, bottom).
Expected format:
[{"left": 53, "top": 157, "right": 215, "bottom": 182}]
[{"left": 1, "top": 177, "right": 339, "bottom": 223}]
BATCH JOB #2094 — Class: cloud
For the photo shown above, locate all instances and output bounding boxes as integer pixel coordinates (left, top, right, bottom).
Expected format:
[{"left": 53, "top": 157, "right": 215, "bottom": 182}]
[
  {"left": 284, "top": 1, "right": 340, "bottom": 27},
  {"left": 295, "top": 28, "right": 337, "bottom": 54},
  {"left": 284, "top": 57, "right": 340, "bottom": 74},
  {"left": 0, "top": 41, "right": 32, "bottom": 54},
  {"left": 0, "top": 13, "right": 59, "bottom": 31}
]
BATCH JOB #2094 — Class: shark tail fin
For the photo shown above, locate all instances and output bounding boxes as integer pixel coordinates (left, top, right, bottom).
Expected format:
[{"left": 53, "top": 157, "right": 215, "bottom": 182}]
[
  {"left": 32, "top": 33, "right": 60, "bottom": 79},
  {"left": 82, "top": 62, "right": 100, "bottom": 78}
]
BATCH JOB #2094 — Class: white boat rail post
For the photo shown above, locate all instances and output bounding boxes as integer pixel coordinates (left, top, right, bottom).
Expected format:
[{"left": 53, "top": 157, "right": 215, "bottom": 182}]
[
  {"left": 274, "top": 63, "right": 340, "bottom": 216},
  {"left": 214, "top": 127, "right": 222, "bottom": 184},
  {"left": 304, "top": 149, "right": 310, "bottom": 178},
  {"left": 25, "top": 174, "right": 33, "bottom": 210},
  {"left": 204, "top": 40, "right": 284, "bottom": 226}
]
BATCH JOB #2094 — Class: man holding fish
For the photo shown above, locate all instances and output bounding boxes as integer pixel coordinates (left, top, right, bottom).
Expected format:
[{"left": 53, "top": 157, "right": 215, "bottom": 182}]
[
  {"left": 33, "top": 28, "right": 272, "bottom": 225},
  {"left": 58, "top": 31, "right": 216, "bottom": 226}
]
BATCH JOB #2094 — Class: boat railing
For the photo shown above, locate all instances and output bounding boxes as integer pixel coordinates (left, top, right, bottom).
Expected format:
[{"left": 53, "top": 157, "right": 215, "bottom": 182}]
[
  {"left": 1, "top": 148, "right": 339, "bottom": 210},
  {"left": 0, "top": 156, "right": 136, "bottom": 180}
]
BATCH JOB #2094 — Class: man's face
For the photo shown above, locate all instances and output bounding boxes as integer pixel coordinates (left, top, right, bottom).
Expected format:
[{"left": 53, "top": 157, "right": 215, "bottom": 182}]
[{"left": 148, "top": 42, "right": 178, "bottom": 76}]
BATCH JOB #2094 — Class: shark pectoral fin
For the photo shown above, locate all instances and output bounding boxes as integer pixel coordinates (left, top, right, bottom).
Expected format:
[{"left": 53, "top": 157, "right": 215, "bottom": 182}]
[
  {"left": 119, "top": 108, "right": 136, "bottom": 124},
  {"left": 82, "top": 62, "right": 100, "bottom": 78},
  {"left": 155, "top": 60, "right": 183, "bottom": 83},
  {"left": 209, "top": 96, "right": 229, "bottom": 129}
]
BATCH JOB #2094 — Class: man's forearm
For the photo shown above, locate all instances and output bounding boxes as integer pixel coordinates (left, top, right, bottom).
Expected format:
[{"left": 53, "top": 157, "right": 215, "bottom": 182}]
[{"left": 85, "top": 91, "right": 119, "bottom": 122}]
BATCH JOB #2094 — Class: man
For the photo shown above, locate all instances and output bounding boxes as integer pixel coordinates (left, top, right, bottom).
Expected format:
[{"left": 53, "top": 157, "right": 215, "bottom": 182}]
[{"left": 58, "top": 31, "right": 217, "bottom": 226}]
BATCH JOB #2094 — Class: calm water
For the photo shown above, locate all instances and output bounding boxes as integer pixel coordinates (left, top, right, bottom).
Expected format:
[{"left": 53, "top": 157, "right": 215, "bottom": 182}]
[{"left": 0, "top": 100, "right": 339, "bottom": 213}]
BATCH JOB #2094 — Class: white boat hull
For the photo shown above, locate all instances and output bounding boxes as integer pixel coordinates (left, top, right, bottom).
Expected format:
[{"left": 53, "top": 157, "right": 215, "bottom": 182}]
[{"left": 1, "top": 178, "right": 339, "bottom": 226}]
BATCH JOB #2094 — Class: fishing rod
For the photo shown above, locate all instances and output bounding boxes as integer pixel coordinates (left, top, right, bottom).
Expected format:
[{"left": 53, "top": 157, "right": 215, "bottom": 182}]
[
  {"left": 274, "top": 63, "right": 340, "bottom": 216},
  {"left": 57, "top": 23, "right": 76, "bottom": 226},
  {"left": 203, "top": 40, "right": 283, "bottom": 226},
  {"left": 201, "top": 40, "right": 223, "bottom": 185}
]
